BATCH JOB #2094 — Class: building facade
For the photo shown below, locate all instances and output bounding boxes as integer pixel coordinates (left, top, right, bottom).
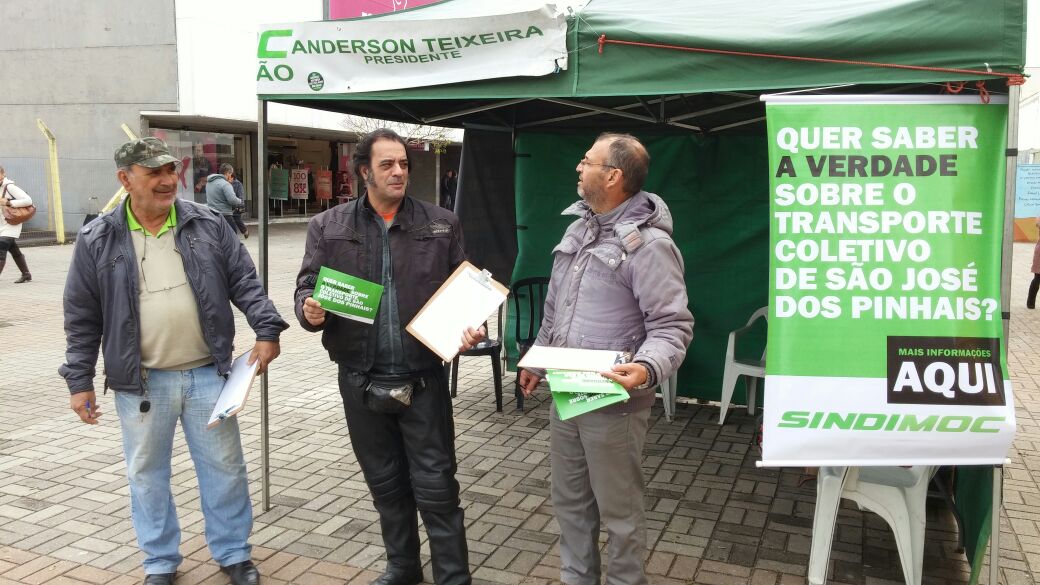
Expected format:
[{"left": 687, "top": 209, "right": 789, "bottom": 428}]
[{"left": 2, "top": 0, "right": 459, "bottom": 239}]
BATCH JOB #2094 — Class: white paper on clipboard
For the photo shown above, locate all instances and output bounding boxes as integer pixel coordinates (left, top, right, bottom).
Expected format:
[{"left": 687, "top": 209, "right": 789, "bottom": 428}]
[
  {"left": 406, "top": 261, "right": 509, "bottom": 362},
  {"left": 517, "top": 345, "right": 625, "bottom": 372},
  {"left": 207, "top": 350, "right": 260, "bottom": 429}
]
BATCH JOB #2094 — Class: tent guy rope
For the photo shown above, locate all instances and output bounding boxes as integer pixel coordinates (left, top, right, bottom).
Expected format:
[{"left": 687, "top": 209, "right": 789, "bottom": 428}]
[{"left": 596, "top": 34, "right": 1027, "bottom": 91}]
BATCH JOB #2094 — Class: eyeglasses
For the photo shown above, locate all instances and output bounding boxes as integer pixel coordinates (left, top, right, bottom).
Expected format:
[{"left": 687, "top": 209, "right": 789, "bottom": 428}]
[
  {"left": 140, "top": 236, "right": 188, "bottom": 294},
  {"left": 578, "top": 158, "right": 618, "bottom": 170}
]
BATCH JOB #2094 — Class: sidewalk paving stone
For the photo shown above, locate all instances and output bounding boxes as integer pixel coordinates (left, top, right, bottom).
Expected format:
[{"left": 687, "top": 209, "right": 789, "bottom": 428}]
[{"left": 1, "top": 224, "right": 1038, "bottom": 584}]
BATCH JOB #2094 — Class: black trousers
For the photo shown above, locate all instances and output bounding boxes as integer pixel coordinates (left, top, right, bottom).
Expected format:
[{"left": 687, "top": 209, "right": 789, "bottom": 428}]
[
  {"left": 231, "top": 211, "right": 247, "bottom": 234},
  {"left": 222, "top": 213, "right": 246, "bottom": 235},
  {"left": 0, "top": 236, "right": 26, "bottom": 268},
  {"left": 338, "top": 365, "right": 471, "bottom": 585}
]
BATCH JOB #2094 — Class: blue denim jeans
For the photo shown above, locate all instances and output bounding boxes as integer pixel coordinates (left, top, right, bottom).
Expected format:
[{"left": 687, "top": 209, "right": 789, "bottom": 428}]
[{"left": 115, "top": 364, "right": 252, "bottom": 574}]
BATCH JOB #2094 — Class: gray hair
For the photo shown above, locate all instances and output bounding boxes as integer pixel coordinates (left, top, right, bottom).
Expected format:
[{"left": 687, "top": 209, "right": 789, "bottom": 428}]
[
  {"left": 598, "top": 133, "right": 650, "bottom": 194},
  {"left": 219, "top": 163, "right": 235, "bottom": 175}
]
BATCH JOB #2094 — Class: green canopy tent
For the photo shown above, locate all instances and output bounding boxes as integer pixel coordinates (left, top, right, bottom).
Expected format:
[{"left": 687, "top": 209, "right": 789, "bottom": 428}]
[{"left": 253, "top": 1, "right": 1027, "bottom": 581}]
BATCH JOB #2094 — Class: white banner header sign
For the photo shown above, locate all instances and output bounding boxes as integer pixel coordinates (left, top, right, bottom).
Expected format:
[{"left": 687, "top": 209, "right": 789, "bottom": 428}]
[{"left": 256, "top": 7, "right": 568, "bottom": 95}]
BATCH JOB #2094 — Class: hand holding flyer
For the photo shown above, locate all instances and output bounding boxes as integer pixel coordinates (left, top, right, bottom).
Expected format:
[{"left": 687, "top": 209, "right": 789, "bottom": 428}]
[
  {"left": 545, "top": 369, "right": 628, "bottom": 420},
  {"left": 312, "top": 266, "right": 384, "bottom": 324},
  {"left": 519, "top": 346, "right": 631, "bottom": 419}
]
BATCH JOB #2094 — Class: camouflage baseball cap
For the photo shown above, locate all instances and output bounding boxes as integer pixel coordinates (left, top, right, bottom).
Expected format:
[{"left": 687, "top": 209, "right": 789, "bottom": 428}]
[{"left": 114, "top": 137, "right": 179, "bottom": 169}]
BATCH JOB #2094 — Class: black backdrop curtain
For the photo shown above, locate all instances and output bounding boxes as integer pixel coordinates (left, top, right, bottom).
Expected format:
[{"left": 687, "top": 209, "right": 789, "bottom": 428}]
[{"left": 455, "top": 126, "right": 517, "bottom": 283}]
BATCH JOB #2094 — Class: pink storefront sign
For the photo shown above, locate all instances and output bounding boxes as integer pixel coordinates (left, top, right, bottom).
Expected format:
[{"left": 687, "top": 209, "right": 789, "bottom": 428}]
[{"left": 327, "top": 0, "right": 440, "bottom": 19}]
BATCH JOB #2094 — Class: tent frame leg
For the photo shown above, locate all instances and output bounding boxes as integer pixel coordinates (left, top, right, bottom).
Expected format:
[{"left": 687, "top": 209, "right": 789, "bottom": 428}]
[
  {"left": 257, "top": 99, "right": 271, "bottom": 512},
  {"left": 990, "top": 465, "right": 1003, "bottom": 584},
  {"left": 992, "top": 81, "right": 1020, "bottom": 585}
]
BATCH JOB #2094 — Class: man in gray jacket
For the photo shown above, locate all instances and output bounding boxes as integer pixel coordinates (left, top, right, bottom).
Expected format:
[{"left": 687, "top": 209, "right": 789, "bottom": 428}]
[
  {"left": 61, "top": 138, "right": 288, "bottom": 585},
  {"left": 206, "top": 162, "right": 245, "bottom": 236},
  {"left": 519, "top": 133, "right": 693, "bottom": 585}
]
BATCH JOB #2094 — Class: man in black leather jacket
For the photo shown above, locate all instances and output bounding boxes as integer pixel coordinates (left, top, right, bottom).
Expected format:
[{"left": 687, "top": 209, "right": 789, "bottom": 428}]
[{"left": 294, "top": 129, "right": 482, "bottom": 585}]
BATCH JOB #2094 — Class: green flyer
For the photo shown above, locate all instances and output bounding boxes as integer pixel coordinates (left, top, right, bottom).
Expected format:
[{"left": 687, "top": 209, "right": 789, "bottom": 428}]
[
  {"left": 547, "top": 369, "right": 628, "bottom": 420},
  {"left": 312, "top": 266, "right": 383, "bottom": 324}
]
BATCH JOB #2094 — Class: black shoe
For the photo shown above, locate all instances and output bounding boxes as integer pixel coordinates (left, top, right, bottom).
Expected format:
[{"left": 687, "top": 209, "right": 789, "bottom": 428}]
[
  {"left": 221, "top": 560, "right": 260, "bottom": 585},
  {"left": 13, "top": 273, "right": 30, "bottom": 283},
  {"left": 143, "top": 574, "right": 175, "bottom": 585},
  {"left": 1028, "top": 302, "right": 1036, "bottom": 309},
  {"left": 370, "top": 566, "right": 423, "bottom": 585}
]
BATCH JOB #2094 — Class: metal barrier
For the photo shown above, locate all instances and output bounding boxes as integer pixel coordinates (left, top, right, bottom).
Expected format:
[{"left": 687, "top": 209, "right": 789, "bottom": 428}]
[{"left": 2, "top": 156, "right": 116, "bottom": 246}]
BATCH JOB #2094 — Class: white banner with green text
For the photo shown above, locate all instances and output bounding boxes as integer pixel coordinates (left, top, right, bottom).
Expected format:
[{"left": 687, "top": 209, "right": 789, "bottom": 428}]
[
  {"left": 256, "top": 6, "right": 567, "bottom": 95},
  {"left": 761, "top": 95, "right": 1015, "bottom": 466}
]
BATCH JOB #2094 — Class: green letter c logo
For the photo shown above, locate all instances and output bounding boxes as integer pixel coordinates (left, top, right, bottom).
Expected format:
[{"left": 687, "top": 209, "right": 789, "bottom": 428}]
[{"left": 258, "top": 29, "right": 293, "bottom": 58}]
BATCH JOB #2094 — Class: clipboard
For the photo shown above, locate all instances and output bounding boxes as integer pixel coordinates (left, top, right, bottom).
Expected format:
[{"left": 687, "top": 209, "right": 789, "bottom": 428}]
[
  {"left": 517, "top": 346, "right": 627, "bottom": 372},
  {"left": 520, "top": 346, "right": 632, "bottom": 419},
  {"left": 406, "top": 261, "right": 509, "bottom": 362},
  {"left": 207, "top": 350, "right": 260, "bottom": 429}
]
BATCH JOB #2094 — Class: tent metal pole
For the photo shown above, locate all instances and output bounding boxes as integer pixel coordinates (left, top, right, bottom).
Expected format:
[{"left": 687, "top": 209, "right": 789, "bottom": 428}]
[
  {"left": 666, "top": 121, "right": 702, "bottom": 132},
  {"left": 1000, "top": 83, "right": 1020, "bottom": 346},
  {"left": 459, "top": 122, "right": 513, "bottom": 132},
  {"left": 424, "top": 98, "right": 534, "bottom": 124},
  {"left": 666, "top": 97, "right": 761, "bottom": 123},
  {"left": 540, "top": 98, "right": 657, "bottom": 123},
  {"left": 390, "top": 101, "right": 425, "bottom": 124},
  {"left": 517, "top": 95, "right": 687, "bottom": 128},
  {"left": 990, "top": 465, "right": 1003, "bottom": 585},
  {"left": 518, "top": 109, "right": 614, "bottom": 128},
  {"left": 992, "top": 82, "right": 1020, "bottom": 585},
  {"left": 709, "top": 116, "right": 767, "bottom": 133},
  {"left": 257, "top": 98, "right": 272, "bottom": 512}
]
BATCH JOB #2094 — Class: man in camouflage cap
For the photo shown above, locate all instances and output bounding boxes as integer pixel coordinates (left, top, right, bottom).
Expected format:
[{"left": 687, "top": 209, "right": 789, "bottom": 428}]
[
  {"left": 60, "top": 137, "right": 289, "bottom": 585},
  {"left": 114, "top": 136, "right": 181, "bottom": 168}
]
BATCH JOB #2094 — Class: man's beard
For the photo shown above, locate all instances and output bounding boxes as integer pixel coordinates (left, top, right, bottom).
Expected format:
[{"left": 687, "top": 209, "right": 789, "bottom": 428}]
[
  {"left": 366, "top": 173, "right": 406, "bottom": 195},
  {"left": 578, "top": 184, "right": 605, "bottom": 208}
]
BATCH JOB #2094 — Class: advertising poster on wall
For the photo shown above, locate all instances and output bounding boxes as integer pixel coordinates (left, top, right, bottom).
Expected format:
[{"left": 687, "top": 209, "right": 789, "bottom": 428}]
[
  {"left": 290, "top": 168, "right": 309, "bottom": 200},
  {"left": 270, "top": 168, "right": 290, "bottom": 201},
  {"left": 1014, "top": 164, "right": 1040, "bottom": 241},
  {"left": 149, "top": 129, "right": 195, "bottom": 201},
  {"left": 315, "top": 169, "right": 333, "bottom": 200},
  {"left": 761, "top": 95, "right": 1015, "bottom": 467}
]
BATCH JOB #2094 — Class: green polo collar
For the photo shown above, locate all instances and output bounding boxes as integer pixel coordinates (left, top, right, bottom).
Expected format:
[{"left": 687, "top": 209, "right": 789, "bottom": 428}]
[{"left": 126, "top": 200, "right": 177, "bottom": 237}]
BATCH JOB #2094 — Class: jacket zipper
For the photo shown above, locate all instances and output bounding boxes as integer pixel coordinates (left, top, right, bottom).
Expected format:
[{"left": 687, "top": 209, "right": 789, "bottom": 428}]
[
  {"left": 124, "top": 229, "right": 147, "bottom": 396},
  {"left": 179, "top": 225, "right": 220, "bottom": 374}
]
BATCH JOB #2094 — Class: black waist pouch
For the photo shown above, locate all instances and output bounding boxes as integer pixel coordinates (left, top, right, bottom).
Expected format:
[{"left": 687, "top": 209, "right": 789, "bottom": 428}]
[{"left": 364, "top": 372, "right": 425, "bottom": 414}]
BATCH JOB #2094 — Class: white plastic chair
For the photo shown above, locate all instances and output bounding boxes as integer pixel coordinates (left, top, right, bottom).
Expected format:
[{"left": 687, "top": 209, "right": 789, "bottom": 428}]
[
  {"left": 658, "top": 373, "right": 678, "bottom": 421},
  {"left": 718, "top": 306, "right": 768, "bottom": 424},
  {"left": 808, "top": 466, "right": 936, "bottom": 585}
]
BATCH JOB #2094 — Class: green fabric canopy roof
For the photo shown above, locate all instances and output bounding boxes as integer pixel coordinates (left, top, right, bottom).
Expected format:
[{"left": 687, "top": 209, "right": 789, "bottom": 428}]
[{"left": 261, "top": 0, "right": 1026, "bottom": 129}]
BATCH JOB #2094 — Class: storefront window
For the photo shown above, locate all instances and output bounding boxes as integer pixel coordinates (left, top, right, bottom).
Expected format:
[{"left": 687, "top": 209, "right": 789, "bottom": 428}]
[{"left": 150, "top": 129, "right": 238, "bottom": 203}]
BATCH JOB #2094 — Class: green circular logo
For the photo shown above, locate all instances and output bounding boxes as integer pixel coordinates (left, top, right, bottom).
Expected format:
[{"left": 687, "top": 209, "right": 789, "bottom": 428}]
[{"left": 307, "top": 72, "right": 325, "bottom": 91}]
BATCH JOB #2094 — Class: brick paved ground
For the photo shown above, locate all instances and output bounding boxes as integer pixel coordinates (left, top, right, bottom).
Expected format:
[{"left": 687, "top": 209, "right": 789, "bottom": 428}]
[{"left": 0, "top": 222, "right": 1037, "bottom": 585}]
